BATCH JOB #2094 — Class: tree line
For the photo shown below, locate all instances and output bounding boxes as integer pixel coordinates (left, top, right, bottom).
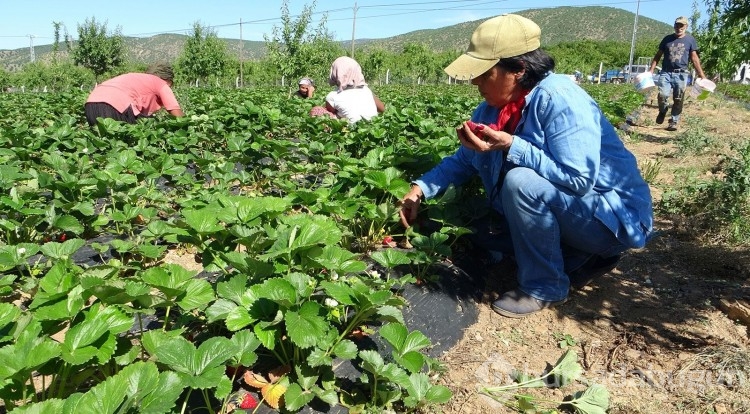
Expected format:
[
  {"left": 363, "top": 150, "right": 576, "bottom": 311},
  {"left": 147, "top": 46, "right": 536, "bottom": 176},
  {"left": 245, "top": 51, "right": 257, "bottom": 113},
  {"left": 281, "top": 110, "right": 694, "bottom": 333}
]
[{"left": 1, "top": 0, "right": 746, "bottom": 92}]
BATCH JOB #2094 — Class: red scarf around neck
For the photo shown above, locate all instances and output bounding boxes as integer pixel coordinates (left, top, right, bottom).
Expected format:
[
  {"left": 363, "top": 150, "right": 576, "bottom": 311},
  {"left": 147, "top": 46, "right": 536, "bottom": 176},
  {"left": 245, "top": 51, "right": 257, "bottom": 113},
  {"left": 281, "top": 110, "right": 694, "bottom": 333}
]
[{"left": 496, "top": 90, "right": 529, "bottom": 133}]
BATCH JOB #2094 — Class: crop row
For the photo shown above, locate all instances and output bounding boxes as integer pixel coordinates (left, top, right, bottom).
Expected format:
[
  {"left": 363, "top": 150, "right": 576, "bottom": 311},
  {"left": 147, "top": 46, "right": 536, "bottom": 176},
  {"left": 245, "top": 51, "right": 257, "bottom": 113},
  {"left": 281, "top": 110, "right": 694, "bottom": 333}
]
[{"left": 0, "top": 84, "right": 642, "bottom": 413}]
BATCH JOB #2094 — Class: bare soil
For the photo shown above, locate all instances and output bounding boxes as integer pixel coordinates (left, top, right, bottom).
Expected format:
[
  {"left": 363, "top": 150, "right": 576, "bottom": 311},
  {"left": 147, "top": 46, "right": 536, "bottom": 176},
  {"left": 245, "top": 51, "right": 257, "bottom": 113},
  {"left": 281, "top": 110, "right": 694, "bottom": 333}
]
[{"left": 163, "top": 91, "right": 750, "bottom": 414}]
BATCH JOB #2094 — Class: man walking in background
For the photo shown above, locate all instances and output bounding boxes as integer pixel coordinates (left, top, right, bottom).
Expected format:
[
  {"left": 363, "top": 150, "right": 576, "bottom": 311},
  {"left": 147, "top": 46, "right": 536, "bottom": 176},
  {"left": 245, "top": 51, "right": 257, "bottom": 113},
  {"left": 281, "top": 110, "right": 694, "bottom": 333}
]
[{"left": 649, "top": 16, "right": 706, "bottom": 131}]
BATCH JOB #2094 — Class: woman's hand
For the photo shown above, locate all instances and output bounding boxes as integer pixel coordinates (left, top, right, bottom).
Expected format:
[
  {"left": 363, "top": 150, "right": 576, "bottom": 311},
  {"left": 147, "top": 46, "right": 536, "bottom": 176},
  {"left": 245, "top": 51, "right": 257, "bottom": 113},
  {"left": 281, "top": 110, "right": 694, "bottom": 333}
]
[
  {"left": 399, "top": 185, "right": 423, "bottom": 228},
  {"left": 457, "top": 121, "right": 513, "bottom": 152}
]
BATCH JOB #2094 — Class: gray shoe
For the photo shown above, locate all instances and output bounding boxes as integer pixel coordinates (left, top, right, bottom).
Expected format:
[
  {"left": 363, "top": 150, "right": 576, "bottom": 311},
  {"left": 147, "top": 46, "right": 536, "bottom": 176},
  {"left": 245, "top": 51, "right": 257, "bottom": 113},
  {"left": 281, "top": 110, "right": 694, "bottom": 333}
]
[
  {"left": 666, "top": 120, "right": 678, "bottom": 131},
  {"left": 491, "top": 289, "right": 566, "bottom": 318}
]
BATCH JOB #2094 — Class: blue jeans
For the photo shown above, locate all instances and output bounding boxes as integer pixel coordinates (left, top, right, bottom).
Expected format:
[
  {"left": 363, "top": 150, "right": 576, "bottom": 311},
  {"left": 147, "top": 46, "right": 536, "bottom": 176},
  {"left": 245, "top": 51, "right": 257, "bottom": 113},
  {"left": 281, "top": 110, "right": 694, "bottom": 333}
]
[
  {"left": 656, "top": 71, "right": 688, "bottom": 123},
  {"left": 490, "top": 168, "right": 628, "bottom": 302}
]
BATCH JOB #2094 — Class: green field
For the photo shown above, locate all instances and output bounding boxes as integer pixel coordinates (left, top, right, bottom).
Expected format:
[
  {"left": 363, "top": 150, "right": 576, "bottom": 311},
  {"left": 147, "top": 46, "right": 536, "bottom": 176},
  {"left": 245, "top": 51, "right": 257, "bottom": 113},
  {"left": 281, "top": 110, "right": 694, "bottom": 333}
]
[{"left": 0, "top": 84, "right": 650, "bottom": 413}]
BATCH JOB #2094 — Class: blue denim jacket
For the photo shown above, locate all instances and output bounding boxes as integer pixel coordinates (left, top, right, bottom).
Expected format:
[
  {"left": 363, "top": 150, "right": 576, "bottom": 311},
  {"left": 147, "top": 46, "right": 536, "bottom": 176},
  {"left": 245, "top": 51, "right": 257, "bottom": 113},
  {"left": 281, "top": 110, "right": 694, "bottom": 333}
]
[{"left": 415, "top": 74, "right": 653, "bottom": 248}]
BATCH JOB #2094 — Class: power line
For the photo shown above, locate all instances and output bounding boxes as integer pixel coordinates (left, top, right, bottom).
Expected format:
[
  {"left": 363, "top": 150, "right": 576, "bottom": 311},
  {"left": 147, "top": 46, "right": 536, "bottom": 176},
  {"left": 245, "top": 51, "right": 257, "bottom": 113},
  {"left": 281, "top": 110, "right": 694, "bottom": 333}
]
[{"left": 1, "top": 0, "right": 669, "bottom": 48}]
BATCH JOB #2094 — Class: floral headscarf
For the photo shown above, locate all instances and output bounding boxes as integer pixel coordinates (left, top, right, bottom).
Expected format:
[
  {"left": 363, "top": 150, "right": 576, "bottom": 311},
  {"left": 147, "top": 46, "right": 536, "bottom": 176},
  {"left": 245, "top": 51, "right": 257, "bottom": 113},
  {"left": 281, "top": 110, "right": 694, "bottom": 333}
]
[{"left": 328, "top": 56, "right": 367, "bottom": 92}]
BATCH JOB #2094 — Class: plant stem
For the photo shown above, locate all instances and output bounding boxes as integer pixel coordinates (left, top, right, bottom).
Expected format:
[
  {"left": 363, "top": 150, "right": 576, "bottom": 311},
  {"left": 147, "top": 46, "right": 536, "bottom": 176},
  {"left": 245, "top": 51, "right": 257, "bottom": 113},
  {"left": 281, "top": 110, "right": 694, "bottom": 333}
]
[
  {"left": 483, "top": 370, "right": 553, "bottom": 393},
  {"left": 163, "top": 305, "right": 172, "bottom": 331},
  {"left": 55, "top": 363, "right": 72, "bottom": 399},
  {"left": 136, "top": 313, "right": 146, "bottom": 359},
  {"left": 327, "top": 313, "right": 365, "bottom": 358},
  {"left": 219, "top": 370, "right": 239, "bottom": 414},
  {"left": 202, "top": 388, "right": 216, "bottom": 414},
  {"left": 371, "top": 374, "right": 379, "bottom": 405},
  {"left": 180, "top": 389, "right": 192, "bottom": 414}
]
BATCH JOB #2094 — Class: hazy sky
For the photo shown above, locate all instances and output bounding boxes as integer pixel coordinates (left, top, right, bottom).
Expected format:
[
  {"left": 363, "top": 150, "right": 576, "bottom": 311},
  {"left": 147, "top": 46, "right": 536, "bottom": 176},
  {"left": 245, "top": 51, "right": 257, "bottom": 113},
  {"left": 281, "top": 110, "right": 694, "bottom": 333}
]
[{"left": 0, "top": 0, "right": 698, "bottom": 50}]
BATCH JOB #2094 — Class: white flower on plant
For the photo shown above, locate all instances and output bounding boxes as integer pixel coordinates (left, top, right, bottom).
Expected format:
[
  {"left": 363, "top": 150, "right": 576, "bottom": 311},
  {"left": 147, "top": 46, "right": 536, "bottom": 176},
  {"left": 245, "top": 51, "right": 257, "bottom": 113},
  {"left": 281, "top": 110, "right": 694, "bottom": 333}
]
[
  {"left": 330, "top": 271, "right": 339, "bottom": 280},
  {"left": 368, "top": 270, "right": 381, "bottom": 279},
  {"left": 324, "top": 298, "right": 339, "bottom": 308},
  {"left": 17, "top": 247, "right": 26, "bottom": 255},
  {"left": 82, "top": 148, "right": 89, "bottom": 154}
]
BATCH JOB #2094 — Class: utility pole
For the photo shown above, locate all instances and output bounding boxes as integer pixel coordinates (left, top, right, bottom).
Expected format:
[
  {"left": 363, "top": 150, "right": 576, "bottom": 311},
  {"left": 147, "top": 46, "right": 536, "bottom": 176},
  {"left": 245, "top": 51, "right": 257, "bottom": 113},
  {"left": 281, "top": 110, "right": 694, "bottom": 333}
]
[
  {"left": 239, "top": 18, "right": 244, "bottom": 88},
  {"left": 627, "top": 0, "right": 641, "bottom": 82},
  {"left": 350, "top": 2, "right": 358, "bottom": 58},
  {"left": 28, "top": 34, "right": 35, "bottom": 62}
]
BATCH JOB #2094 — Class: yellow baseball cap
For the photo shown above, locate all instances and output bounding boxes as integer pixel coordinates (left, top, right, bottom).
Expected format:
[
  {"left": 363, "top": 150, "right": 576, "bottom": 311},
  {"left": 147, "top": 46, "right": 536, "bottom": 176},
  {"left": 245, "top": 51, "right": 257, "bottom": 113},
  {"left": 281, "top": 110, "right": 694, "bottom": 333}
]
[{"left": 444, "top": 14, "right": 541, "bottom": 79}]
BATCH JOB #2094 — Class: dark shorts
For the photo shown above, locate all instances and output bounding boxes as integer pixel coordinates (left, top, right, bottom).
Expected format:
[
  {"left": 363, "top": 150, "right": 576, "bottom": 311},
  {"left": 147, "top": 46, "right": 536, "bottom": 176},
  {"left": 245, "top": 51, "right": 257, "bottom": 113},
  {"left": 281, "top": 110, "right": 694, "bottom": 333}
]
[{"left": 84, "top": 102, "right": 138, "bottom": 126}]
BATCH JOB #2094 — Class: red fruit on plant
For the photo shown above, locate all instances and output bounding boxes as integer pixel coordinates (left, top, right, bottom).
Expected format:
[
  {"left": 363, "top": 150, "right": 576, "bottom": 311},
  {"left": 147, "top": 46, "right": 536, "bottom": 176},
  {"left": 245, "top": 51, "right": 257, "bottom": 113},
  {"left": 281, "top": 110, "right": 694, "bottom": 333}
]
[
  {"left": 382, "top": 235, "right": 396, "bottom": 248},
  {"left": 239, "top": 393, "right": 259, "bottom": 410},
  {"left": 58, "top": 233, "right": 67, "bottom": 242}
]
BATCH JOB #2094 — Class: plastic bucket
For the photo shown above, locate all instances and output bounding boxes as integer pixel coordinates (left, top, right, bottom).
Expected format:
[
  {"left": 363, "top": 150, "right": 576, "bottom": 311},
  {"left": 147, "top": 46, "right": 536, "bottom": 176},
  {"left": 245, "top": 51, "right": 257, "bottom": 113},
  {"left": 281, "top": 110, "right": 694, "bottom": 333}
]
[
  {"left": 634, "top": 72, "right": 655, "bottom": 93},
  {"left": 689, "top": 78, "right": 716, "bottom": 100}
]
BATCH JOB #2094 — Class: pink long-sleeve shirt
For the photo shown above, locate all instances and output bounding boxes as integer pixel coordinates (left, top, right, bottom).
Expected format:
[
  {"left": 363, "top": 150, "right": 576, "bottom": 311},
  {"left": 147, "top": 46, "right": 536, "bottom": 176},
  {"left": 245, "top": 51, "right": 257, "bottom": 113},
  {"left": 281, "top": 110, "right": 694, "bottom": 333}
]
[{"left": 86, "top": 73, "right": 180, "bottom": 116}]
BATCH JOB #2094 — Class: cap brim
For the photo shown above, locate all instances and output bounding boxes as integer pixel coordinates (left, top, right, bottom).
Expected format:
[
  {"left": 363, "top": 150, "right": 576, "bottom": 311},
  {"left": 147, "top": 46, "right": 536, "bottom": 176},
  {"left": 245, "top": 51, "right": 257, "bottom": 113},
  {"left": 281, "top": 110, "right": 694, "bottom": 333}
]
[{"left": 444, "top": 53, "right": 498, "bottom": 79}]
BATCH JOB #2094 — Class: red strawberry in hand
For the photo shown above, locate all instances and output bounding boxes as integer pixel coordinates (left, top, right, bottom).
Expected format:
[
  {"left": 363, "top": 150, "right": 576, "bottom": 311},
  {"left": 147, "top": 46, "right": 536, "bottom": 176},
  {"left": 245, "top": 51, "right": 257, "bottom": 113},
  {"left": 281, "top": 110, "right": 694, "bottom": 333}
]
[
  {"left": 466, "top": 120, "right": 483, "bottom": 135},
  {"left": 465, "top": 120, "right": 500, "bottom": 137}
]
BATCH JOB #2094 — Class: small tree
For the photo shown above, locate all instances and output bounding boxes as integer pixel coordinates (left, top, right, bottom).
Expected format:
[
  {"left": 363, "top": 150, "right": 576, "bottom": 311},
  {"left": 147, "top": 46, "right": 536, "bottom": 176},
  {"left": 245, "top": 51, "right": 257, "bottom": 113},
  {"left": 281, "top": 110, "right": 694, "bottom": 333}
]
[
  {"left": 52, "top": 22, "right": 63, "bottom": 55},
  {"left": 176, "top": 22, "right": 231, "bottom": 86},
  {"left": 693, "top": 0, "right": 750, "bottom": 79},
  {"left": 359, "top": 48, "right": 389, "bottom": 85},
  {"left": 0, "top": 67, "right": 11, "bottom": 91},
  {"left": 264, "top": 0, "right": 342, "bottom": 84},
  {"left": 72, "top": 17, "right": 125, "bottom": 80},
  {"left": 401, "top": 43, "right": 437, "bottom": 83}
]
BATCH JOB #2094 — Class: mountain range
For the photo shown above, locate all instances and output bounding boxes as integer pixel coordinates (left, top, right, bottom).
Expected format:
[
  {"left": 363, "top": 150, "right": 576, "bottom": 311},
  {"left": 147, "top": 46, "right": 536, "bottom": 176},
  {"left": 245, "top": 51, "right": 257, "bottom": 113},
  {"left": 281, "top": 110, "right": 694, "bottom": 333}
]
[{"left": 0, "top": 6, "right": 672, "bottom": 71}]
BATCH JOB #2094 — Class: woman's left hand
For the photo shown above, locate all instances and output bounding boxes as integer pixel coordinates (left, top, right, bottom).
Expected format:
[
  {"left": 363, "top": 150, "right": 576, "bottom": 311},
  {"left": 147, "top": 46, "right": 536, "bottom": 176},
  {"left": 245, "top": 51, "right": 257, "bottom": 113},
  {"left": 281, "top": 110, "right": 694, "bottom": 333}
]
[{"left": 457, "top": 121, "right": 513, "bottom": 152}]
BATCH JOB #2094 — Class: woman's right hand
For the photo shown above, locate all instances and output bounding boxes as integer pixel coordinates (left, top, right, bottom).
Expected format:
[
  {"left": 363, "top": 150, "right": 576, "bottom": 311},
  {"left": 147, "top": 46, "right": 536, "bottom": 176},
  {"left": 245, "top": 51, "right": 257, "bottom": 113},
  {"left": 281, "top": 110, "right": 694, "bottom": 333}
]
[{"left": 399, "top": 185, "right": 423, "bottom": 228}]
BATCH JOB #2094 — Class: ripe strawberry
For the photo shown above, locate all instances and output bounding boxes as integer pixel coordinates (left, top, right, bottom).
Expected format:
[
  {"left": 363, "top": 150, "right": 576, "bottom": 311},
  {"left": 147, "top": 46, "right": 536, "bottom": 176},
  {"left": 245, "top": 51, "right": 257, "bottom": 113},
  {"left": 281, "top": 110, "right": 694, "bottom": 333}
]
[
  {"left": 382, "top": 235, "right": 396, "bottom": 247},
  {"left": 58, "top": 233, "right": 67, "bottom": 242},
  {"left": 465, "top": 120, "right": 483, "bottom": 134},
  {"left": 239, "top": 393, "right": 258, "bottom": 410}
]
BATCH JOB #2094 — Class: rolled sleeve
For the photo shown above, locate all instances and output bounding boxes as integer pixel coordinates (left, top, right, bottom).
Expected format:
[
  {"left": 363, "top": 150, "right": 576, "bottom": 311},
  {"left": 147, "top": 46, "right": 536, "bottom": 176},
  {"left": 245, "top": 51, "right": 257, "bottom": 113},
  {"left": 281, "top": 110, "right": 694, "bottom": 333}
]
[{"left": 159, "top": 85, "right": 181, "bottom": 111}]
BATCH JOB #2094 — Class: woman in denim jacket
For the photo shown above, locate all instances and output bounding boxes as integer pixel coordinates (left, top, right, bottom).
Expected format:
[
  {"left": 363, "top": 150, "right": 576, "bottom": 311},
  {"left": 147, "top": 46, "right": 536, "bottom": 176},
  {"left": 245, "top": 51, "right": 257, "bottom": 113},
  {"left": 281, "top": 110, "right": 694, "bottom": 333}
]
[{"left": 399, "top": 14, "right": 653, "bottom": 318}]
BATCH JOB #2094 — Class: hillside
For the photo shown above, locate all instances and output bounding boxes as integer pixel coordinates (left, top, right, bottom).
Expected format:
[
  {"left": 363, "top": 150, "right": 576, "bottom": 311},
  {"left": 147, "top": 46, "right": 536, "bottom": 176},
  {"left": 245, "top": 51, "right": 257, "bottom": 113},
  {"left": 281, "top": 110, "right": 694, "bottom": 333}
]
[
  {"left": 0, "top": 6, "right": 672, "bottom": 71},
  {"left": 349, "top": 6, "right": 671, "bottom": 54}
]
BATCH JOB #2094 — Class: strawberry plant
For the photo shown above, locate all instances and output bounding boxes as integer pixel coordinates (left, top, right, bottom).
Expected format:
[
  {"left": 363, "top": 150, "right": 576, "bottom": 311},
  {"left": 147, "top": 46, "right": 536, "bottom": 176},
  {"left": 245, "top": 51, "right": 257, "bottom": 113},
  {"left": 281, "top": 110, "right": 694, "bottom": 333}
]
[{"left": 0, "top": 84, "right": 642, "bottom": 412}]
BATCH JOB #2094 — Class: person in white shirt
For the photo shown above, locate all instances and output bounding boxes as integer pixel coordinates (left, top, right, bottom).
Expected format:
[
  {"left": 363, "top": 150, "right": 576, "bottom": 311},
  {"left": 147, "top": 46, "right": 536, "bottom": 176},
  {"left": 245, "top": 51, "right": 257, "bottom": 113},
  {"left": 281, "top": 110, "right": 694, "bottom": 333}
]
[{"left": 310, "top": 56, "right": 385, "bottom": 123}]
